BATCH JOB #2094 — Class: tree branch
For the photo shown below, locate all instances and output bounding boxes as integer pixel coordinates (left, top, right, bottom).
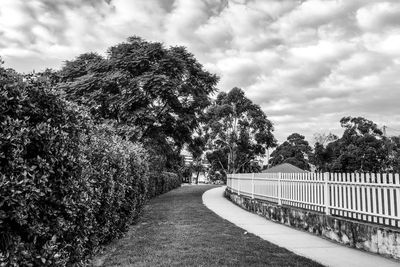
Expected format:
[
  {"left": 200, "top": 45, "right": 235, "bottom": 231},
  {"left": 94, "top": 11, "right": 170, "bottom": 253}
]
[
  {"left": 138, "top": 101, "right": 168, "bottom": 141},
  {"left": 217, "top": 159, "right": 227, "bottom": 174}
]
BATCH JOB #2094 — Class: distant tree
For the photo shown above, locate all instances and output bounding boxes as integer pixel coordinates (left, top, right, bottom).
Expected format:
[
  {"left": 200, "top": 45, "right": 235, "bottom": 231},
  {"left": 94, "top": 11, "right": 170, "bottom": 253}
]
[
  {"left": 181, "top": 165, "right": 193, "bottom": 183},
  {"left": 57, "top": 36, "right": 219, "bottom": 171},
  {"left": 387, "top": 136, "right": 400, "bottom": 173},
  {"left": 269, "top": 133, "right": 312, "bottom": 171},
  {"left": 313, "top": 132, "right": 338, "bottom": 146},
  {"left": 315, "top": 116, "right": 391, "bottom": 173},
  {"left": 203, "top": 87, "right": 276, "bottom": 174},
  {"left": 310, "top": 132, "right": 338, "bottom": 172},
  {"left": 206, "top": 149, "right": 228, "bottom": 180},
  {"left": 188, "top": 135, "right": 206, "bottom": 184}
]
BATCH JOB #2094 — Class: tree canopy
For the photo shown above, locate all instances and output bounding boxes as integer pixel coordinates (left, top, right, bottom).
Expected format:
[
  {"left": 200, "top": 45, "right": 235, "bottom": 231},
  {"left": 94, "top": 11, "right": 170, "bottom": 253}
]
[
  {"left": 203, "top": 87, "right": 276, "bottom": 175},
  {"left": 58, "top": 36, "right": 219, "bottom": 170},
  {"left": 269, "top": 133, "right": 312, "bottom": 171},
  {"left": 311, "top": 116, "right": 397, "bottom": 173}
]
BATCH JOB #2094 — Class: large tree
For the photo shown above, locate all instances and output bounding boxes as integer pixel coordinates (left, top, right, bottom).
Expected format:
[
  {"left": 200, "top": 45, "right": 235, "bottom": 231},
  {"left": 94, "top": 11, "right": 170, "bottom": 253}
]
[
  {"left": 203, "top": 87, "right": 276, "bottom": 174},
  {"left": 57, "top": 36, "right": 219, "bottom": 170},
  {"left": 269, "top": 133, "right": 312, "bottom": 171}
]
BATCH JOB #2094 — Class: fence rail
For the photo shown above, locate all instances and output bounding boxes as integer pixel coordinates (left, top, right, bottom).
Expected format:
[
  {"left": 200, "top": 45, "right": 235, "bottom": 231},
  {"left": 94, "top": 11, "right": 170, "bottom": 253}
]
[{"left": 227, "top": 172, "right": 400, "bottom": 228}]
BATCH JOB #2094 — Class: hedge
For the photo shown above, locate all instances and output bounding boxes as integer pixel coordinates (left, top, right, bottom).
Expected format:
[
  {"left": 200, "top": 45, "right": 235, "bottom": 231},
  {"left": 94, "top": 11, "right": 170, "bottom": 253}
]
[
  {"left": 0, "top": 72, "right": 150, "bottom": 266},
  {"left": 0, "top": 67, "right": 182, "bottom": 266},
  {"left": 147, "top": 171, "right": 182, "bottom": 198},
  {"left": 1, "top": 71, "right": 86, "bottom": 265},
  {"left": 76, "top": 124, "right": 149, "bottom": 260}
]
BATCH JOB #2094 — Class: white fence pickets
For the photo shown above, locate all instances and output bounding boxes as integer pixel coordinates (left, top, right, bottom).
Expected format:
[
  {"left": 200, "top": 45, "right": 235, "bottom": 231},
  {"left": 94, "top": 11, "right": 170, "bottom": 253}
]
[{"left": 227, "top": 172, "right": 400, "bottom": 228}]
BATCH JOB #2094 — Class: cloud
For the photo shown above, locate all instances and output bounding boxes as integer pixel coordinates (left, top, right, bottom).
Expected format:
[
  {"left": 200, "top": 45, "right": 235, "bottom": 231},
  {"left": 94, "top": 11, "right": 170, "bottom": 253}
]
[
  {"left": 1, "top": 0, "right": 400, "bottom": 142},
  {"left": 356, "top": 2, "right": 400, "bottom": 32}
]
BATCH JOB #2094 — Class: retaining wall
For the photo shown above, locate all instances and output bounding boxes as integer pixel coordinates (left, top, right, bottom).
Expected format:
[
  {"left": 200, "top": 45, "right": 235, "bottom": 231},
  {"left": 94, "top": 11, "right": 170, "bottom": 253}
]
[{"left": 225, "top": 188, "right": 400, "bottom": 260}]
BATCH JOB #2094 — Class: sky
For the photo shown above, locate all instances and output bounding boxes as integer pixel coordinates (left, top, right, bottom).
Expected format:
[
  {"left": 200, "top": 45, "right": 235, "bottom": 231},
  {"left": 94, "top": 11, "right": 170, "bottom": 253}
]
[{"left": 1, "top": 0, "right": 400, "bottom": 143}]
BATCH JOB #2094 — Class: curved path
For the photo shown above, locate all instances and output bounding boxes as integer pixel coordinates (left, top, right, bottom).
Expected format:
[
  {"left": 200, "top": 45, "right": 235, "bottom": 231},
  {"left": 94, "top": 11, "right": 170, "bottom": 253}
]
[{"left": 203, "top": 186, "right": 400, "bottom": 267}]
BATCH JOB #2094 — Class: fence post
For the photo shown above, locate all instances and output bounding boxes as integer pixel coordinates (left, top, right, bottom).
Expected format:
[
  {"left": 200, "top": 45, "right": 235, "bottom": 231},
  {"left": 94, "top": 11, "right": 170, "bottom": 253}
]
[
  {"left": 251, "top": 172, "right": 255, "bottom": 199},
  {"left": 237, "top": 174, "right": 240, "bottom": 196},
  {"left": 324, "top": 172, "right": 330, "bottom": 215},
  {"left": 278, "top": 172, "right": 282, "bottom": 205}
]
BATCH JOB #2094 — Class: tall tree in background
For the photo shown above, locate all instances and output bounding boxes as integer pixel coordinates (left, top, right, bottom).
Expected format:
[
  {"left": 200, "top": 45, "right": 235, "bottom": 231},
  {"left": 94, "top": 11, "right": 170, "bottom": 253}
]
[
  {"left": 57, "top": 36, "right": 219, "bottom": 170},
  {"left": 387, "top": 136, "right": 400, "bottom": 173},
  {"left": 310, "top": 132, "right": 338, "bottom": 172},
  {"left": 203, "top": 87, "right": 276, "bottom": 175},
  {"left": 187, "top": 135, "right": 206, "bottom": 184},
  {"left": 313, "top": 132, "right": 338, "bottom": 146},
  {"left": 269, "top": 133, "right": 312, "bottom": 171},
  {"left": 313, "top": 116, "right": 392, "bottom": 172}
]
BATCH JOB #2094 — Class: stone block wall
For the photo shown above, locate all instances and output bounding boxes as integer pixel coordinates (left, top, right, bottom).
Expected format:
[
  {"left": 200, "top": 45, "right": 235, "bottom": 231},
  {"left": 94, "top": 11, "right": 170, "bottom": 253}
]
[{"left": 225, "top": 188, "right": 400, "bottom": 260}]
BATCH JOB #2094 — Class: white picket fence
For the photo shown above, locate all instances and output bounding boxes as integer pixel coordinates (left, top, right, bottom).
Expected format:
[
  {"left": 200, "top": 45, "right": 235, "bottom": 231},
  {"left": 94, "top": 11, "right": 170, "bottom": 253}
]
[{"left": 227, "top": 172, "right": 400, "bottom": 228}]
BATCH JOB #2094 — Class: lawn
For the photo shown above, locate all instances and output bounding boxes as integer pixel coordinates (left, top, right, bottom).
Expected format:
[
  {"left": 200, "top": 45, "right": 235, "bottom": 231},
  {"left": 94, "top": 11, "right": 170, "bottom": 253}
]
[{"left": 91, "top": 185, "right": 323, "bottom": 266}]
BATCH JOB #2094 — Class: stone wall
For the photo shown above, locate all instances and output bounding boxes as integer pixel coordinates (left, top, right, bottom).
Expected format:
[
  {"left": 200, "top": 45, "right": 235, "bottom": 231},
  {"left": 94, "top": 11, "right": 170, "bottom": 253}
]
[{"left": 225, "top": 188, "right": 400, "bottom": 260}]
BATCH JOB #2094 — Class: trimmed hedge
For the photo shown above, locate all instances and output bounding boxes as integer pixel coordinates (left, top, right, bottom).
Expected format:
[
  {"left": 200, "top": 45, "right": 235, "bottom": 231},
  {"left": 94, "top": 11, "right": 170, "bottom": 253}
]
[
  {"left": 1, "top": 71, "right": 88, "bottom": 266},
  {"left": 0, "top": 71, "right": 151, "bottom": 266},
  {"left": 147, "top": 171, "right": 182, "bottom": 198},
  {"left": 77, "top": 124, "right": 149, "bottom": 259},
  {"left": 0, "top": 67, "right": 182, "bottom": 266}
]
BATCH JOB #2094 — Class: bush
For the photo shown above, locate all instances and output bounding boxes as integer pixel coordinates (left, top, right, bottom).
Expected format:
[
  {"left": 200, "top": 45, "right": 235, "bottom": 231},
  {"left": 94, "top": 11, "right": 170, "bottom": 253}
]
[
  {"left": 79, "top": 124, "right": 149, "bottom": 247},
  {"left": 0, "top": 70, "right": 88, "bottom": 266},
  {"left": 0, "top": 70, "right": 149, "bottom": 266},
  {"left": 147, "top": 171, "right": 182, "bottom": 198}
]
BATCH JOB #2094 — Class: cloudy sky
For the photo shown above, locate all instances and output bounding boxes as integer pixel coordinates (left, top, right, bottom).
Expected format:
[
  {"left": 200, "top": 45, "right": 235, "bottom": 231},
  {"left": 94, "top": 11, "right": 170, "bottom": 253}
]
[{"left": 1, "top": 0, "right": 400, "bottom": 143}]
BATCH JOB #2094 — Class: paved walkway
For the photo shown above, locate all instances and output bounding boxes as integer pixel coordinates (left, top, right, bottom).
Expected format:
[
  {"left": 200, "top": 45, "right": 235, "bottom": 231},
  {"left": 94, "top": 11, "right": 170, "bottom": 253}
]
[{"left": 203, "top": 186, "right": 400, "bottom": 267}]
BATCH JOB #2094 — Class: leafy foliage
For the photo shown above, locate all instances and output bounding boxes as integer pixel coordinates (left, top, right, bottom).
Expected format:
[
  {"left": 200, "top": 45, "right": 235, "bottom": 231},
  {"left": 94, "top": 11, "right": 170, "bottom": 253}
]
[
  {"left": 0, "top": 64, "right": 176, "bottom": 265},
  {"left": 269, "top": 133, "right": 312, "bottom": 171},
  {"left": 0, "top": 38, "right": 194, "bottom": 265},
  {"left": 79, "top": 123, "right": 150, "bottom": 247},
  {"left": 206, "top": 149, "right": 229, "bottom": 181},
  {"left": 387, "top": 136, "right": 400, "bottom": 173},
  {"left": 313, "top": 132, "right": 338, "bottom": 147},
  {"left": 204, "top": 87, "right": 276, "bottom": 175},
  {"left": 147, "top": 172, "right": 182, "bottom": 198},
  {"left": 0, "top": 67, "right": 88, "bottom": 266},
  {"left": 58, "top": 37, "right": 219, "bottom": 171},
  {"left": 187, "top": 136, "right": 207, "bottom": 184},
  {"left": 311, "top": 117, "right": 399, "bottom": 172},
  {"left": 181, "top": 165, "right": 193, "bottom": 183}
]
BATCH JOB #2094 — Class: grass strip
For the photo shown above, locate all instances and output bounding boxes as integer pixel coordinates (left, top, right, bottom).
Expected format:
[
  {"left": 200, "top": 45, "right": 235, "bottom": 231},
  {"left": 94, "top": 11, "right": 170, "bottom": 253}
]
[{"left": 92, "top": 185, "right": 323, "bottom": 267}]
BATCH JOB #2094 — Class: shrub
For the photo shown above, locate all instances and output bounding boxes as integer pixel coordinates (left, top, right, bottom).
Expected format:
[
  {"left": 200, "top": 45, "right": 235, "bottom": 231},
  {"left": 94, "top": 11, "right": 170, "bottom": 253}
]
[
  {"left": 0, "top": 70, "right": 149, "bottom": 266},
  {"left": 161, "top": 172, "right": 181, "bottom": 192},
  {"left": 0, "top": 69, "right": 89, "bottom": 266},
  {"left": 79, "top": 124, "right": 149, "bottom": 247},
  {"left": 0, "top": 65, "right": 182, "bottom": 266},
  {"left": 147, "top": 171, "right": 182, "bottom": 198}
]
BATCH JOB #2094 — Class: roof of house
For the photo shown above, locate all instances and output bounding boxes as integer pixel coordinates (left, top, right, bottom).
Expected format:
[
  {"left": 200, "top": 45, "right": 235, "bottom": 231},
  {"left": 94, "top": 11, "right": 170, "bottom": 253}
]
[{"left": 262, "top": 163, "right": 308, "bottom": 173}]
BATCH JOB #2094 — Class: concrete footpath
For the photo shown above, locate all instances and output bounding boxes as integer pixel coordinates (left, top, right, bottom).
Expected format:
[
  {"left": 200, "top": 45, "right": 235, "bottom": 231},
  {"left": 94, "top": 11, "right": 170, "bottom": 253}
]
[{"left": 202, "top": 186, "right": 400, "bottom": 267}]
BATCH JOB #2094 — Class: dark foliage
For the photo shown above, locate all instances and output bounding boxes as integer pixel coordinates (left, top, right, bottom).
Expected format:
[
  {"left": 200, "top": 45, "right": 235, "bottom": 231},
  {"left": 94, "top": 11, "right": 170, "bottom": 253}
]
[
  {"left": 0, "top": 67, "right": 154, "bottom": 266},
  {"left": 269, "top": 133, "right": 312, "bottom": 171},
  {"left": 0, "top": 36, "right": 214, "bottom": 265},
  {"left": 311, "top": 117, "right": 400, "bottom": 173},
  {"left": 58, "top": 37, "right": 219, "bottom": 172},
  {"left": 204, "top": 87, "right": 276, "bottom": 175},
  {"left": 147, "top": 172, "right": 182, "bottom": 198}
]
